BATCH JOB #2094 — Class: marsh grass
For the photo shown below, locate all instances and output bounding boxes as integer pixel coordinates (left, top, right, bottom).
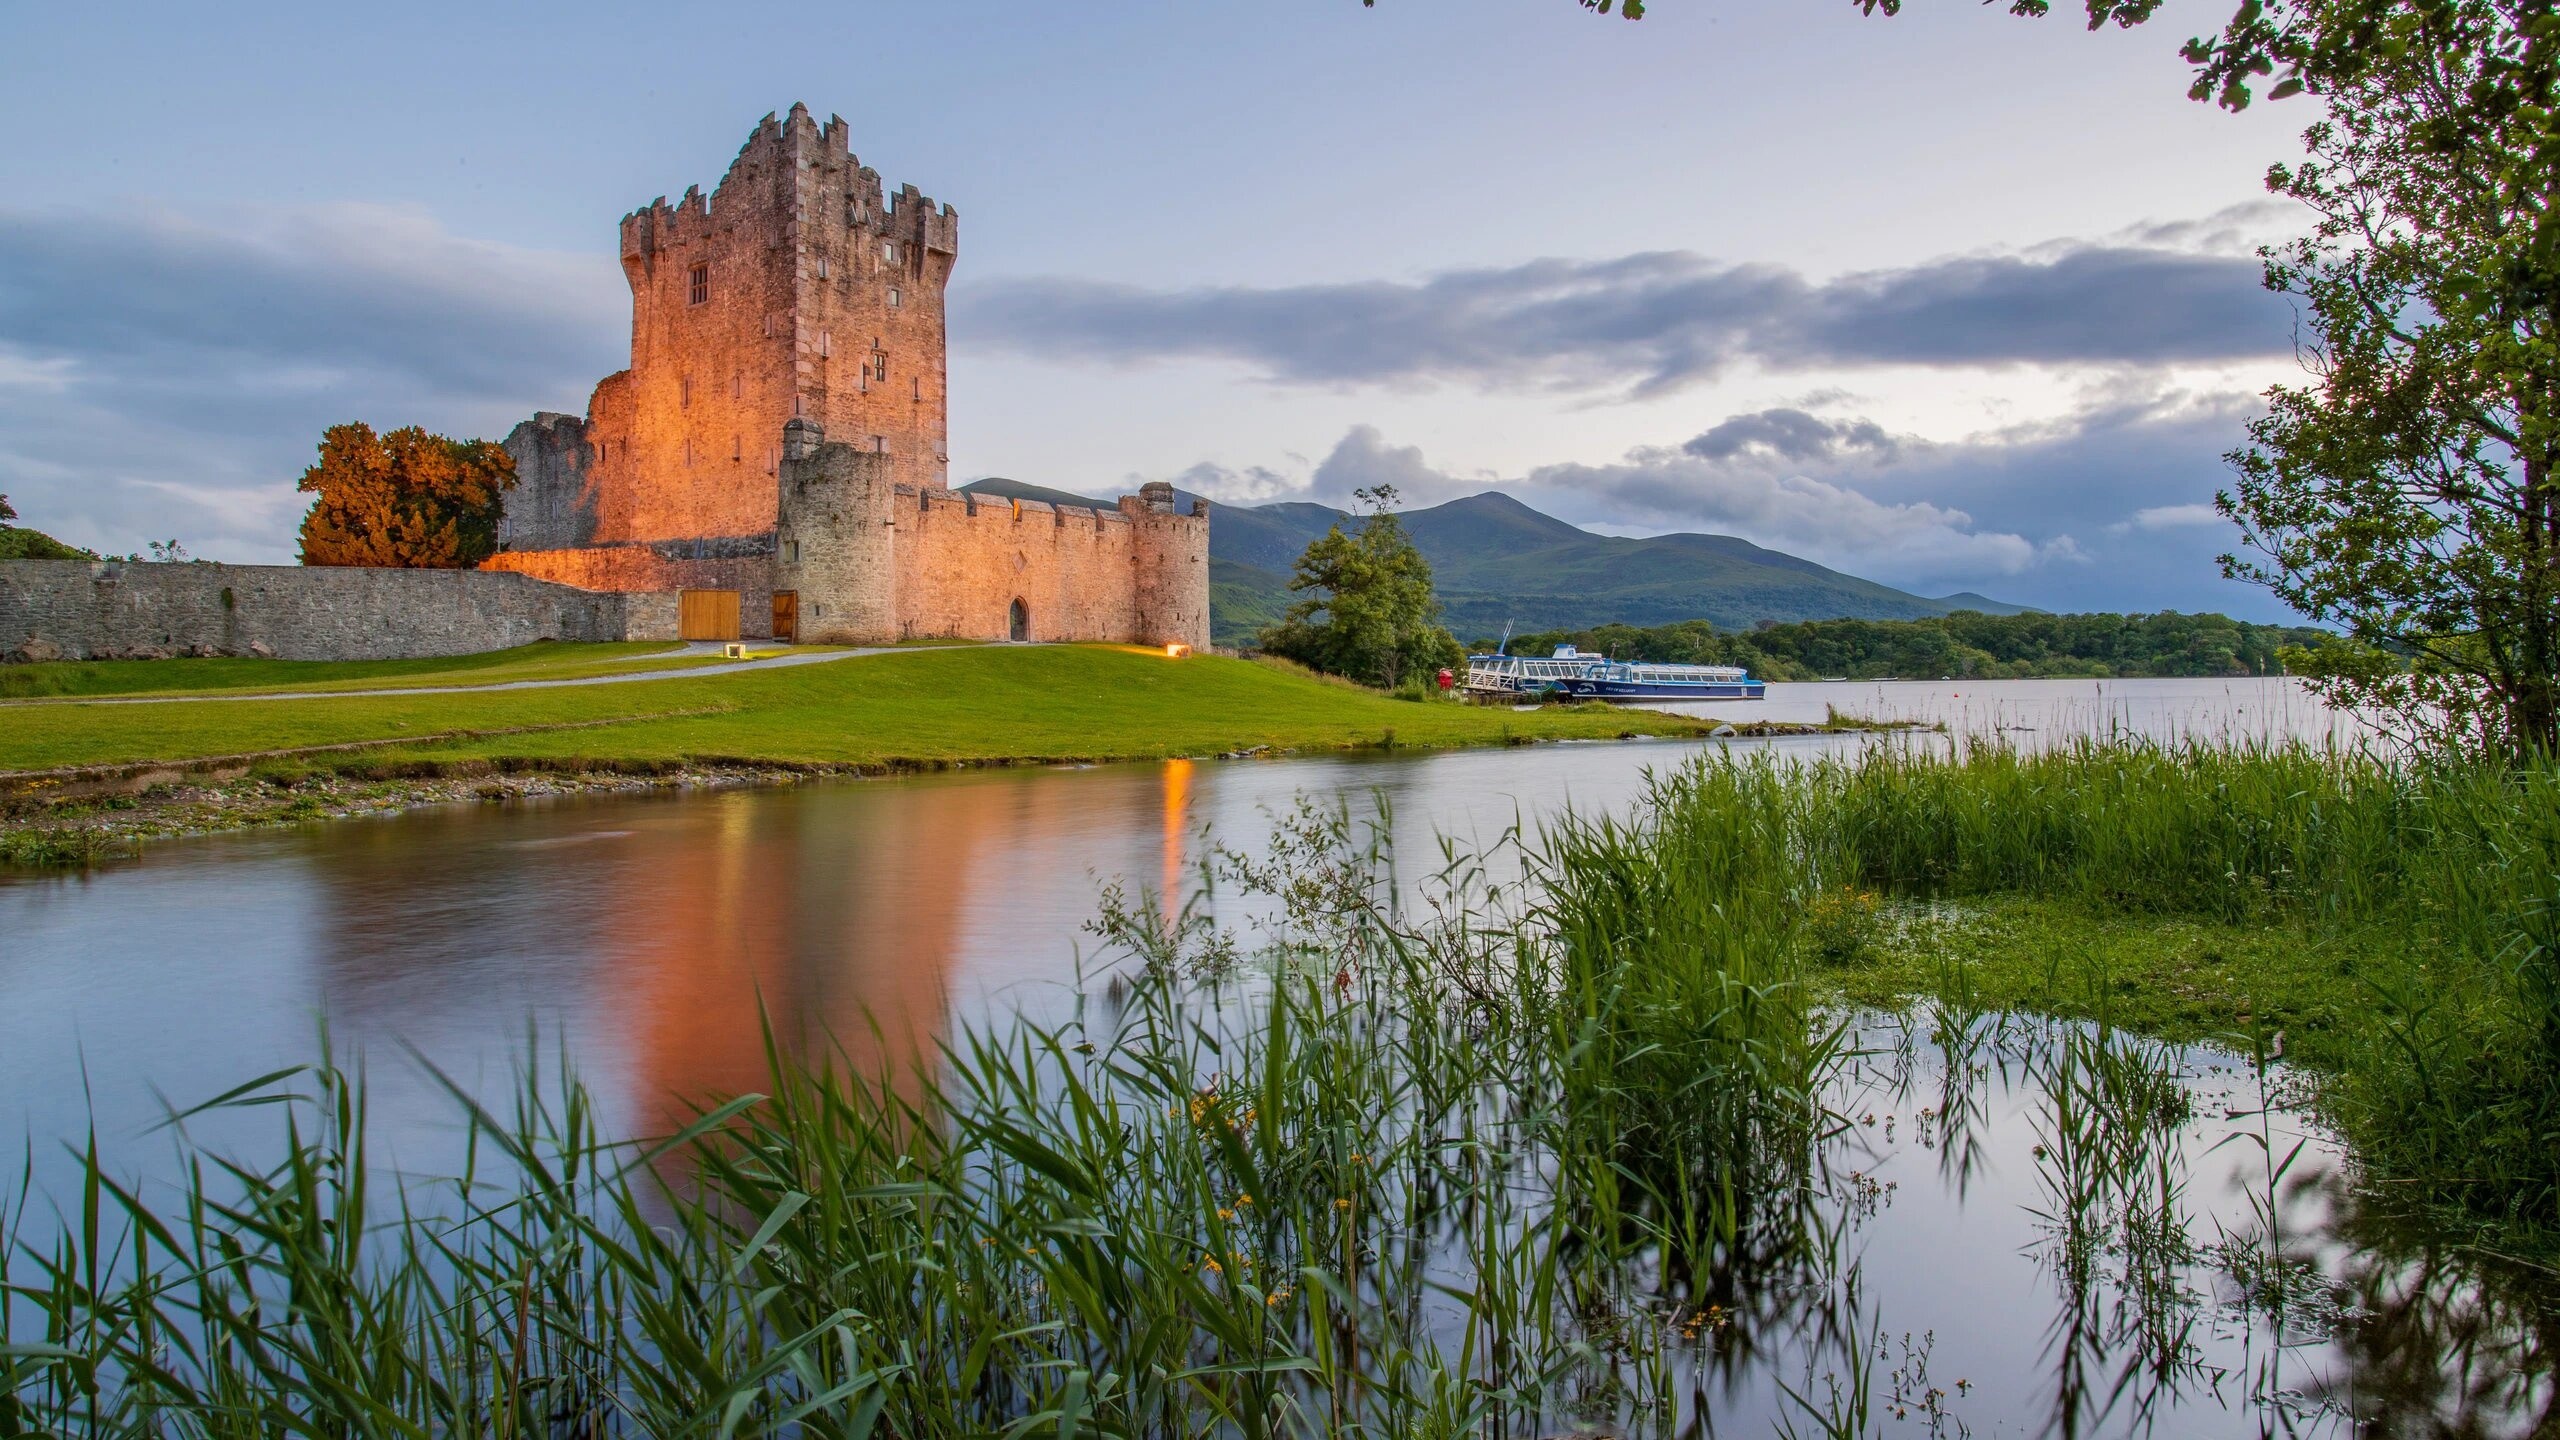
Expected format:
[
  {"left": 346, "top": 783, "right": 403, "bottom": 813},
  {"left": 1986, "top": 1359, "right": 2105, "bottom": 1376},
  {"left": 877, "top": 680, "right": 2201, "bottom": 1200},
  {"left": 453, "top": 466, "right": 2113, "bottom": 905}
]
[
  {"left": 0, "top": 779, "right": 1856, "bottom": 1439},
  {"left": 1769, "top": 739, "right": 2560, "bottom": 1242}
]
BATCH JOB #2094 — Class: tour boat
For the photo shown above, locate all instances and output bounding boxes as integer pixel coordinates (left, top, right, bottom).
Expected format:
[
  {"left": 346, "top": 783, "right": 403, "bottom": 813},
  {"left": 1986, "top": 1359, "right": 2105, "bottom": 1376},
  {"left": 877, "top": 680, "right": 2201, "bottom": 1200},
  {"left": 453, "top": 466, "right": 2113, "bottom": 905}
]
[
  {"left": 1463, "top": 644, "right": 1609, "bottom": 696},
  {"left": 1552, "top": 659, "right": 1767, "bottom": 702}
]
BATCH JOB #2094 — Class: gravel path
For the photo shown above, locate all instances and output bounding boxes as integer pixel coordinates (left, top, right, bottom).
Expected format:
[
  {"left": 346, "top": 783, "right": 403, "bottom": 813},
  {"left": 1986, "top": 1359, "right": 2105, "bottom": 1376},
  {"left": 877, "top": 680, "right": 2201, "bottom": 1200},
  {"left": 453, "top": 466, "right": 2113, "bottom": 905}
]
[{"left": 10, "top": 642, "right": 911, "bottom": 706}]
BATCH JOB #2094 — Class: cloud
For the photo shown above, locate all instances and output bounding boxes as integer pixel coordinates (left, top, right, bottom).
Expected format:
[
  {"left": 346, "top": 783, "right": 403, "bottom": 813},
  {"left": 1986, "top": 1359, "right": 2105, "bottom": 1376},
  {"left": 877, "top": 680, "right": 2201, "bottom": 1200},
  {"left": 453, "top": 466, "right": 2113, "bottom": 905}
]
[
  {"left": 1292, "top": 422, "right": 2067, "bottom": 592},
  {"left": 1175, "top": 387, "right": 2290, "bottom": 615},
  {"left": 0, "top": 202, "right": 622, "bottom": 560},
  {"left": 956, "top": 241, "right": 2291, "bottom": 397},
  {"left": 1159, "top": 459, "right": 1303, "bottom": 506},
  {"left": 1681, "top": 408, "right": 1900, "bottom": 465},
  {"left": 2124, "top": 502, "right": 2228, "bottom": 530}
]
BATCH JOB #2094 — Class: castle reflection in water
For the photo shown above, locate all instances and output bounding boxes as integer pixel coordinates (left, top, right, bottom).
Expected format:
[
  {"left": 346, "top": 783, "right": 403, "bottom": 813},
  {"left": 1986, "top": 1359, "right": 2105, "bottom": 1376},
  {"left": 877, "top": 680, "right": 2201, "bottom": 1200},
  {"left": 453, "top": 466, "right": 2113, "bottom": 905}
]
[{"left": 293, "top": 760, "right": 1200, "bottom": 1141}]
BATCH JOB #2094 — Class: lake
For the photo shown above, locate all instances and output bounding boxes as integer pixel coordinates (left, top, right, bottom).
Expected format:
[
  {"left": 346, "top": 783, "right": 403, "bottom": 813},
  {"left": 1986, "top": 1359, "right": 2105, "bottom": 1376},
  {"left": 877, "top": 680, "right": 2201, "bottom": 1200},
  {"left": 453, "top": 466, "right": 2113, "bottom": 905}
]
[{"left": 3, "top": 677, "right": 2545, "bottom": 1435}]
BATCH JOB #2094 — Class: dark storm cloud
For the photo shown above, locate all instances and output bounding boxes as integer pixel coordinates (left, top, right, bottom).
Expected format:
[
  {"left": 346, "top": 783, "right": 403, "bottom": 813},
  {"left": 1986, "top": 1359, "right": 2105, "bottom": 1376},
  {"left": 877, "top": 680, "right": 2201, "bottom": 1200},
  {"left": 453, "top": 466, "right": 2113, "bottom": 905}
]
[{"left": 956, "top": 245, "right": 2289, "bottom": 395}]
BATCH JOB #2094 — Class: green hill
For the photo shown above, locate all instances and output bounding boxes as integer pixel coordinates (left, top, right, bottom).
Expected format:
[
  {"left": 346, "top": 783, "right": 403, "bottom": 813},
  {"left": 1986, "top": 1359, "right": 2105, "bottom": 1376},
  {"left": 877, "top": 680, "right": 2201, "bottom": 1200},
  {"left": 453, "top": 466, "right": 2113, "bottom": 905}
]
[{"left": 957, "top": 481, "right": 2030, "bottom": 645}]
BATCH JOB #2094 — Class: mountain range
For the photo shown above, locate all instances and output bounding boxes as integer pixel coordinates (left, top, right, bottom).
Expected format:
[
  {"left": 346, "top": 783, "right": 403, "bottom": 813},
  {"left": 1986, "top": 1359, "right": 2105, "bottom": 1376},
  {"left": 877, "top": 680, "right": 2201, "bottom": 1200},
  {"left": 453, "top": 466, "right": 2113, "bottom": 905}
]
[{"left": 957, "top": 479, "right": 2029, "bottom": 646}]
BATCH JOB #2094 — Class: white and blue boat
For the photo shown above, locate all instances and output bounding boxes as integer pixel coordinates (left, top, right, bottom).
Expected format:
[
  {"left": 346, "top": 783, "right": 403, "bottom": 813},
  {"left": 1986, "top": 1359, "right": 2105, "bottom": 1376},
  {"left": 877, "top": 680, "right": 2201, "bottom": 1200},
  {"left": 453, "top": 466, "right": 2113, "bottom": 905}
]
[
  {"left": 1552, "top": 658, "right": 1766, "bottom": 703},
  {"left": 1463, "top": 644, "right": 1609, "bottom": 697}
]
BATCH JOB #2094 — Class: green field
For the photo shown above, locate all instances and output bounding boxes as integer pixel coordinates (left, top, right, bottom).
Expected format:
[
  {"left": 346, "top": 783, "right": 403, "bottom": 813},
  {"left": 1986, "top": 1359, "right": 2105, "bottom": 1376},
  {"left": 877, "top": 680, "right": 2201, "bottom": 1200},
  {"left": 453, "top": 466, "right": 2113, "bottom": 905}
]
[
  {"left": 0, "top": 641, "right": 728, "bottom": 699},
  {"left": 0, "top": 644, "right": 1715, "bottom": 775}
]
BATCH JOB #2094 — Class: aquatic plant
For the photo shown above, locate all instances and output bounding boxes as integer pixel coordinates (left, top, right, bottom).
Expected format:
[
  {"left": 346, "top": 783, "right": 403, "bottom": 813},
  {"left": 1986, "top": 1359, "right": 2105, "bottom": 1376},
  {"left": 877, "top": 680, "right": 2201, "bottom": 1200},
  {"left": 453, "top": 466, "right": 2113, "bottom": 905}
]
[{"left": 0, "top": 780, "right": 1856, "bottom": 1438}]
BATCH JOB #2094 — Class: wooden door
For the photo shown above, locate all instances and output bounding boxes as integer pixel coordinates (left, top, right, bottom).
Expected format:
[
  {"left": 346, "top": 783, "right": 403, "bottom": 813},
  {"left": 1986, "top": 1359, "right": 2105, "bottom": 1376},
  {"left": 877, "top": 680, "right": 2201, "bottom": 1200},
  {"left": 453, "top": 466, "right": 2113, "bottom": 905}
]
[
  {"left": 677, "top": 589, "right": 741, "bottom": 641},
  {"left": 771, "top": 590, "right": 798, "bottom": 642}
]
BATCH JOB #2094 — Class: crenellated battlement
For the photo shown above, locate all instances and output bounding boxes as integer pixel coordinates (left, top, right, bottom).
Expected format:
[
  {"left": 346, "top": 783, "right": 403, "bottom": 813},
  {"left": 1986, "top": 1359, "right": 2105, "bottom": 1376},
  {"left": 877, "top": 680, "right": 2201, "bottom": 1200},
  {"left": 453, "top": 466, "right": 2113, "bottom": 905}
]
[{"left": 618, "top": 102, "right": 956, "bottom": 271}]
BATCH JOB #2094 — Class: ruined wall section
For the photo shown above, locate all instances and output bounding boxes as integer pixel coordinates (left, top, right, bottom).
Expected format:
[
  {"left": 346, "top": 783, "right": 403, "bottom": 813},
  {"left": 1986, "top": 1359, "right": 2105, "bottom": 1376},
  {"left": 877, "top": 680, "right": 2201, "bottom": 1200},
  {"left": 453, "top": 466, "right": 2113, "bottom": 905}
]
[
  {"left": 0, "top": 561, "right": 678, "bottom": 663},
  {"left": 498, "top": 412, "right": 600, "bottom": 551}
]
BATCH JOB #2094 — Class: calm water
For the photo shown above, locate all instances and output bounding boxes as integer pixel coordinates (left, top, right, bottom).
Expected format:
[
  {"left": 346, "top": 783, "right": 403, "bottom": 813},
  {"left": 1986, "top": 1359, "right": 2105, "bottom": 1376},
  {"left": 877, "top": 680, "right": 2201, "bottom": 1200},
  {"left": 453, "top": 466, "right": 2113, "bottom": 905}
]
[{"left": 2, "top": 678, "right": 2546, "bottom": 1434}]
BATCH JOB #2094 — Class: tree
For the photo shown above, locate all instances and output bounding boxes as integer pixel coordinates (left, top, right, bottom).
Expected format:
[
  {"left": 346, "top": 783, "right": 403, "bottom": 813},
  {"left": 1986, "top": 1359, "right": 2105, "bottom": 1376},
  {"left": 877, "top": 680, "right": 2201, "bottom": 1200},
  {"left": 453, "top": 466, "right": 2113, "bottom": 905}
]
[
  {"left": 0, "top": 494, "right": 15, "bottom": 525},
  {"left": 1258, "top": 485, "right": 1466, "bottom": 689},
  {"left": 2216, "top": 0, "right": 2560, "bottom": 755},
  {"left": 298, "top": 423, "right": 517, "bottom": 569}
]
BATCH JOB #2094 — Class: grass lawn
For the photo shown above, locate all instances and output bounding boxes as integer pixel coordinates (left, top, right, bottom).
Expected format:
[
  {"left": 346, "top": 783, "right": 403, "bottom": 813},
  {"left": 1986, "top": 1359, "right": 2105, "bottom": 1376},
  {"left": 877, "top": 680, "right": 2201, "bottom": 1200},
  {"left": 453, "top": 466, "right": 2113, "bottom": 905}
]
[
  {"left": 0, "top": 641, "right": 714, "bottom": 699},
  {"left": 0, "top": 645, "right": 1718, "bottom": 774}
]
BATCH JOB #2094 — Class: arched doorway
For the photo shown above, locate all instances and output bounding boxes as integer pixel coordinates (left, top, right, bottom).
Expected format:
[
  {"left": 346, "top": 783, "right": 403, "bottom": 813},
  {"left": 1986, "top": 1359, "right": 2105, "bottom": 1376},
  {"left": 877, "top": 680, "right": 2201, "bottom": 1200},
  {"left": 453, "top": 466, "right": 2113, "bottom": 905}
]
[{"left": 1008, "top": 598, "right": 1029, "bottom": 642}]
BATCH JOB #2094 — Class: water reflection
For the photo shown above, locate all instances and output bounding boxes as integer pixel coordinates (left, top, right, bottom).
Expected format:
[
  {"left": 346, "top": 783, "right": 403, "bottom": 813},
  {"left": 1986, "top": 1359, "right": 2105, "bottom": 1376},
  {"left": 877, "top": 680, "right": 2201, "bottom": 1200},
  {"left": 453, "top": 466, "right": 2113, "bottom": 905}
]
[{"left": 290, "top": 762, "right": 1219, "bottom": 1138}]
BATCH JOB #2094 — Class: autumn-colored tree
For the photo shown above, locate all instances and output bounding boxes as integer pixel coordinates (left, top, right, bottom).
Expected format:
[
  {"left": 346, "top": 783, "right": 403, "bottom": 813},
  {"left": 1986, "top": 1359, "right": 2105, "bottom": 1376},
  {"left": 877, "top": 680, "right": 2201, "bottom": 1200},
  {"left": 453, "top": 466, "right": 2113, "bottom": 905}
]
[{"left": 297, "top": 423, "right": 517, "bottom": 569}]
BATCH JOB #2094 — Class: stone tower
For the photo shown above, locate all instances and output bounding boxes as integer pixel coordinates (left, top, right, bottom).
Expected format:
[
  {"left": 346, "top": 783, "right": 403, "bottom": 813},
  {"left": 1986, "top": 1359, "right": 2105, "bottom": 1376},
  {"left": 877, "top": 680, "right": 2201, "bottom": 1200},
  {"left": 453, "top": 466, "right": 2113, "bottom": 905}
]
[
  {"left": 773, "top": 419, "right": 896, "bottom": 643},
  {"left": 487, "top": 107, "right": 1209, "bottom": 651},
  {"left": 503, "top": 104, "right": 957, "bottom": 550}
]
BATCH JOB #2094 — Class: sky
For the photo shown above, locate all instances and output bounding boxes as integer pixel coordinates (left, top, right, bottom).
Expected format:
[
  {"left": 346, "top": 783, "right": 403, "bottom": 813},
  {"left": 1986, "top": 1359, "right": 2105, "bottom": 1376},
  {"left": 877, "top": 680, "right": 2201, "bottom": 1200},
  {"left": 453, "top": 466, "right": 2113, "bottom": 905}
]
[{"left": 0, "top": 0, "right": 2321, "bottom": 617}]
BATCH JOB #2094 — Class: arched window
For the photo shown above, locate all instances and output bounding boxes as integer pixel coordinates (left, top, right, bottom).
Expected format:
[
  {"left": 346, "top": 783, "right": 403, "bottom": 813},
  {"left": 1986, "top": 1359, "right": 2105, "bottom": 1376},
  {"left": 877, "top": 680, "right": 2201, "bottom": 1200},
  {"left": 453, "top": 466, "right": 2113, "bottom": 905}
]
[{"left": 1008, "top": 598, "right": 1029, "bottom": 643}]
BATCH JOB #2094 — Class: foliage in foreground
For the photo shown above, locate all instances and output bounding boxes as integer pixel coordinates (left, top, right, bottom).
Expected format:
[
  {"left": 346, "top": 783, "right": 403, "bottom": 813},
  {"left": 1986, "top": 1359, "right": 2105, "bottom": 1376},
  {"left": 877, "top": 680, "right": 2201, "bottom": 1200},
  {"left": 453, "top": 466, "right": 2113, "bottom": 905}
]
[
  {"left": 2215, "top": 0, "right": 2560, "bottom": 756},
  {"left": 1767, "top": 740, "right": 2560, "bottom": 1239}
]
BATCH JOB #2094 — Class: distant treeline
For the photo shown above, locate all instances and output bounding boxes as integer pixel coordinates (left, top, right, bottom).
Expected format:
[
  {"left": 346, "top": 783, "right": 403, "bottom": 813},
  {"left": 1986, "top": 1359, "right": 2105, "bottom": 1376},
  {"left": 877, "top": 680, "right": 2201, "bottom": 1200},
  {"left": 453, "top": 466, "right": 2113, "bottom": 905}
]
[{"left": 1493, "top": 611, "right": 2341, "bottom": 681}]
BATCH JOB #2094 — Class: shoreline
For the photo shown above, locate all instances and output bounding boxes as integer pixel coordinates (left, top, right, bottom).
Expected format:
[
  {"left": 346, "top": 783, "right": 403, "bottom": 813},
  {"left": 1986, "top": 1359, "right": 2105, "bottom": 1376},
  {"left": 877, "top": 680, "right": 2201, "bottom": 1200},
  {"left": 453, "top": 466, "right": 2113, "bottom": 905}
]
[{"left": 0, "top": 715, "right": 1895, "bottom": 867}]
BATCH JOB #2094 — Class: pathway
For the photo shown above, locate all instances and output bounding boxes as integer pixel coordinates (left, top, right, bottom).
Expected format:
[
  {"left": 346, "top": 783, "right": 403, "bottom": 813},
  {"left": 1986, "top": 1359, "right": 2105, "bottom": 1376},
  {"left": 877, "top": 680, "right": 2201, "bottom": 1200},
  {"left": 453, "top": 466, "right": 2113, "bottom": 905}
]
[{"left": 9, "top": 642, "right": 923, "bottom": 706}]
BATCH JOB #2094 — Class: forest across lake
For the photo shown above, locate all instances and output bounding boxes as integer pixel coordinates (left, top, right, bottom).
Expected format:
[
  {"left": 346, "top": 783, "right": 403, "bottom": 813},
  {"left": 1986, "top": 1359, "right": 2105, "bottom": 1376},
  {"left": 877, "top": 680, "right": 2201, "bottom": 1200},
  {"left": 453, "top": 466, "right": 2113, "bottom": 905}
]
[{"left": 1500, "top": 609, "right": 2339, "bottom": 681}]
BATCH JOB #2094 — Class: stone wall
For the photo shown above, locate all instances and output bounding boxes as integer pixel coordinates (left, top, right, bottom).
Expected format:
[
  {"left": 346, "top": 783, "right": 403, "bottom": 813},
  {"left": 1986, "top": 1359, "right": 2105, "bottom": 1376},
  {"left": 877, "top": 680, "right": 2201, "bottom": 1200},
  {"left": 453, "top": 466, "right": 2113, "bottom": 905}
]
[
  {"left": 484, "top": 542, "right": 777, "bottom": 638},
  {"left": 0, "top": 560, "right": 678, "bottom": 662}
]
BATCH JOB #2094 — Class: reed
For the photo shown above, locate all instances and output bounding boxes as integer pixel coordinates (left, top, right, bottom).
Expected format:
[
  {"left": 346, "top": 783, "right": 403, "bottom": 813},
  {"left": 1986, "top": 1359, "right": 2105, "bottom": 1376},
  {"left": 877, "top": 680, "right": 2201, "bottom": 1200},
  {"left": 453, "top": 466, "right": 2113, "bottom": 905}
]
[
  {"left": 1, "top": 781, "right": 1853, "bottom": 1438},
  {"left": 1698, "top": 738, "right": 2560, "bottom": 1246}
]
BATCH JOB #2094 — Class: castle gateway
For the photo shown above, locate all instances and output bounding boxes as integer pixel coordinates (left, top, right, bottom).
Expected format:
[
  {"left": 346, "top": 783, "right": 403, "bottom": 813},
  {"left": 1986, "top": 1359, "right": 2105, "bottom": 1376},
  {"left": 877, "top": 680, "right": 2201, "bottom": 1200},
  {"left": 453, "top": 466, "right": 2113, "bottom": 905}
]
[{"left": 486, "top": 104, "right": 1209, "bottom": 648}]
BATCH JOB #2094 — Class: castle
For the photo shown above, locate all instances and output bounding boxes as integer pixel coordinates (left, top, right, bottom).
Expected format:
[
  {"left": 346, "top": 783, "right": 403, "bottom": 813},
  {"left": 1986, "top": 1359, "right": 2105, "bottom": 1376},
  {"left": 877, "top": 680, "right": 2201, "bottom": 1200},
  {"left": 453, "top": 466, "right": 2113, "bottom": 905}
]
[{"left": 485, "top": 104, "right": 1209, "bottom": 648}]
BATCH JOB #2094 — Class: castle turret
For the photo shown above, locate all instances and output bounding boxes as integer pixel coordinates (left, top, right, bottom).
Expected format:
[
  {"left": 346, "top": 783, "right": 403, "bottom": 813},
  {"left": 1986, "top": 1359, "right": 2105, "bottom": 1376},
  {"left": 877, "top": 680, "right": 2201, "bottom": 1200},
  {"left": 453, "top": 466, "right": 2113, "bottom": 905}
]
[
  {"left": 774, "top": 419, "right": 897, "bottom": 643},
  {"left": 1122, "top": 489, "right": 1212, "bottom": 651}
]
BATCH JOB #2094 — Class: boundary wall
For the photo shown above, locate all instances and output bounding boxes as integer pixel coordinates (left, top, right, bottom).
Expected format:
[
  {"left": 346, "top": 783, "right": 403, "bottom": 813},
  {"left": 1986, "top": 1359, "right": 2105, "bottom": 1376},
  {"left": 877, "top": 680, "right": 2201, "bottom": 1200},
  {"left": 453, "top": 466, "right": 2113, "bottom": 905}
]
[
  {"left": 485, "top": 540, "right": 776, "bottom": 639},
  {"left": 0, "top": 560, "right": 677, "bottom": 663}
]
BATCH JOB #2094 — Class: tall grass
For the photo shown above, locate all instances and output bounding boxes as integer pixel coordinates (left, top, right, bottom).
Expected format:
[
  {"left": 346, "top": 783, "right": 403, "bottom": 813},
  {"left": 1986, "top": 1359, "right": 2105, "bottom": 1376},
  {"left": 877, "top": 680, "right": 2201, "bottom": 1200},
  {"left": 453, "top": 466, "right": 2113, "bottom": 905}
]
[
  {"left": 1, "top": 789, "right": 1853, "bottom": 1438},
  {"left": 1744, "top": 738, "right": 2560, "bottom": 1242}
]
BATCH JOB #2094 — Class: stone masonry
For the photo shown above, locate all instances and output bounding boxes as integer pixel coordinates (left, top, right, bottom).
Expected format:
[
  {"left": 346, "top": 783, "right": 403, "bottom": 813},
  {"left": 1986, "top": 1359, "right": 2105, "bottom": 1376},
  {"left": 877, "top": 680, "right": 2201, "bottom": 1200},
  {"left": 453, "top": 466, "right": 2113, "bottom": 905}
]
[
  {"left": 773, "top": 420, "right": 1210, "bottom": 646},
  {"left": 0, "top": 561, "right": 676, "bottom": 663},
  {"left": 497, "top": 103, "right": 957, "bottom": 558},
  {"left": 491, "top": 105, "right": 1208, "bottom": 648}
]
